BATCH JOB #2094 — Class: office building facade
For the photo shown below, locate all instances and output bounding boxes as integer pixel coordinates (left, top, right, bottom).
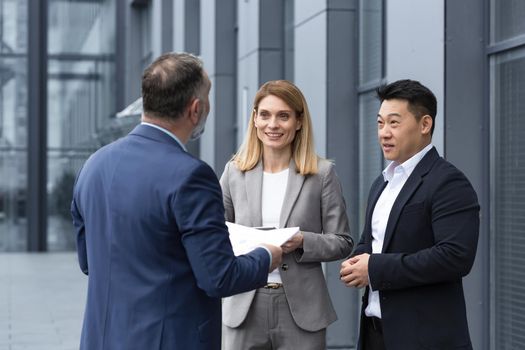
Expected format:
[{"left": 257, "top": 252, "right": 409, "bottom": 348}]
[{"left": 0, "top": 0, "right": 523, "bottom": 348}]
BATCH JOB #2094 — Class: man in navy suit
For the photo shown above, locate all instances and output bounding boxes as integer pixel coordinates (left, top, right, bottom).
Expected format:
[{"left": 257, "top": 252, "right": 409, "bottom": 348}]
[
  {"left": 71, "top": 52, "right": 282, "bottom": 350},
  {"left": 340, "top": 79, "right": 479, "bottom": 350}
]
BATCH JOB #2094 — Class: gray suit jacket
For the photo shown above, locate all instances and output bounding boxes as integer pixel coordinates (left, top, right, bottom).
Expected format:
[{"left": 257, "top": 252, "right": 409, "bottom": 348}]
[{"left": 220, "top": 158, "right": 353, "bottom": 332}]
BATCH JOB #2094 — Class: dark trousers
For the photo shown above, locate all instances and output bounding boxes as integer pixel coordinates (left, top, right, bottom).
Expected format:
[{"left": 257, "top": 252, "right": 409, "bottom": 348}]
[{"left": 363, "top": 316, "right": 386, "bottom": 350}]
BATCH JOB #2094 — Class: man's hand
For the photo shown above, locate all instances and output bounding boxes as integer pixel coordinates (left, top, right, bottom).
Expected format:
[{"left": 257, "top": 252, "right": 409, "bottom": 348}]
[
  {"left": 260, "top": 243, "right": 283, "bottom": 272},
  {"left": 281, "top": 232, "right": 304, "bottom": 254},
  {"left": 339, "top": 253, "right": 370, "bottom": 288}
]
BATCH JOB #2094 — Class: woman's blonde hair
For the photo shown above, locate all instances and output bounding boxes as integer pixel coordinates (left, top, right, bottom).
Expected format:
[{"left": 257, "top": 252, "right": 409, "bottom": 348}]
[{"left": 233, "top": 80, "right": 318, "bottom": 175}]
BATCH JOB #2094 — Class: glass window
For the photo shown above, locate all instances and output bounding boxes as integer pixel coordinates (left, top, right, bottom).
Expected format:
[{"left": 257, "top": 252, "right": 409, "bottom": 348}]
[
  {"left": 0, "top": 0, "right": 28, "bottom": 251},
  {"left": 491, "top": 47, "right": 525, "bottom": 350},
  {"left": 47, "top": 0, "right": 116, "bottom": 250},
  {"left": 491, "top": 0, "right": 525, "bottom": 43}
]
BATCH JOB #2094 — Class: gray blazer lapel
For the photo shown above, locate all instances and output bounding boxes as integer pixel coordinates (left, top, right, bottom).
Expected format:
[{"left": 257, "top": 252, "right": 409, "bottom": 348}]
[
  {"left": 279, "top": 159, "right": 305, "bottom": 228},
  {"left": 245, "top": 162, "right": 263, "bottom": 227},
  {"left": 381, "top": 148, "right": 440, "bottom": 253}
]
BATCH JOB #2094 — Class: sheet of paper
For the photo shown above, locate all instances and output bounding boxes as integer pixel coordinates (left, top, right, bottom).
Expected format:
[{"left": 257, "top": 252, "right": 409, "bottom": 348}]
[{"left": 226, "top": 221, "right": 300, "bottom": 256}]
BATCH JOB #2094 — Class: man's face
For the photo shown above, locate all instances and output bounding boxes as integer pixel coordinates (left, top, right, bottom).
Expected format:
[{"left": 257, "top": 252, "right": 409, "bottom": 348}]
[
  {"left": 377, "top": 99, "right": 431, "bottom": 164},
  {"left": 200, "top": 74, "right": 211, "bottom": 118},
  {"left": 189, "top": 74, "right": 211, "bottom": 141}
]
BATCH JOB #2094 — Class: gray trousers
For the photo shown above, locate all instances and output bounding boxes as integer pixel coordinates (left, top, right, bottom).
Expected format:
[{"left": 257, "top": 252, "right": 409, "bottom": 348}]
[{"left": 223, "top": 287, "right": 326, "bottom": 350}]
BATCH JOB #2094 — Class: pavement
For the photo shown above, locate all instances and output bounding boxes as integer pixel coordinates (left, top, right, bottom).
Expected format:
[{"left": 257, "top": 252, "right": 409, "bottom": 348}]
[{"left": 0, "top": 253, "right": 87, "bottom": 350}]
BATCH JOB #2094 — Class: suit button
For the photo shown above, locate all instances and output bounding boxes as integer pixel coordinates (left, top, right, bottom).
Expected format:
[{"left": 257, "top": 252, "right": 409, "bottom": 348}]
[{"left": 281, "top": 264, "right": 288, "bottom": 271}]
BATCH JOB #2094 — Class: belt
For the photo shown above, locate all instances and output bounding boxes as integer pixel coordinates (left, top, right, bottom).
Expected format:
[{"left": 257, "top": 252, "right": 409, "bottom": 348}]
[
  {"left": 263, "top": 282, "right": 283, "bottom": 289},
  {"left": 366, "top": 316, "right": 383, "bottom": 333}
]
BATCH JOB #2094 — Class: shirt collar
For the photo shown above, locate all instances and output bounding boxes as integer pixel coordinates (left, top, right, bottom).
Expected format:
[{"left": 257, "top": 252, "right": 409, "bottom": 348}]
[
  {"left": 140, "top": 122, "right": 187, "bottom": 152},
  {"left": 382, "top": 143, "right": 434, "bottom": 182}
]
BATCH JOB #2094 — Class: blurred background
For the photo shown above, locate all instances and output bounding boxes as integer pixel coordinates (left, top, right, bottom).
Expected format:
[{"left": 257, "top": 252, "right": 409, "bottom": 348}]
[{"left": 0, "top": 0, "right": 524, "bottom": 349}]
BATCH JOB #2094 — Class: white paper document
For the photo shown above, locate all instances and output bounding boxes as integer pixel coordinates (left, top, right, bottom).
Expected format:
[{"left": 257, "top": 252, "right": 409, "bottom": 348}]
[{"left": 225, "top": 221, "right": 300, "bottom": 256}]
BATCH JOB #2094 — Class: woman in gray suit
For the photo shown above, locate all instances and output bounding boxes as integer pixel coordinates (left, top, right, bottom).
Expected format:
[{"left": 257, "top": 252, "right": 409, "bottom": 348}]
[{"left": 221, "top": 80, "right": 353, "bottom": 349}]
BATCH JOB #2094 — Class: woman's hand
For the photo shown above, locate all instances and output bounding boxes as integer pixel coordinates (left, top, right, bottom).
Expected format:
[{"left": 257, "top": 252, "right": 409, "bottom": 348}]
[{"left": 281, "top": 232, "right": 303, "bottom": 254}]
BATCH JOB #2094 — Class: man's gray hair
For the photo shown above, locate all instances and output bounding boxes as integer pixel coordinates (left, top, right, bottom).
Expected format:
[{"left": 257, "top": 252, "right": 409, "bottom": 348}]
[{"left": 142, "top": 52, "right": 205, "bottom": 120}]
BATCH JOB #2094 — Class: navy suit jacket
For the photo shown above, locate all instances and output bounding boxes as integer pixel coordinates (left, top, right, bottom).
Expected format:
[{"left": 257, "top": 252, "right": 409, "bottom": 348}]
[
  {"left": 71, "top": 124, "right": 270, "bottom": 350},
  {"left": 353, "top": 147, "right": 480, "bottom": 350}
]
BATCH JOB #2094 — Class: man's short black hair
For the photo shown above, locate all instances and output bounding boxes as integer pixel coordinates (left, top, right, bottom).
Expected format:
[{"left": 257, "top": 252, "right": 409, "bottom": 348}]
[
  {"left": 376, "top": 79, "right": 437, "bottom": 135},
  {"left": 142, "top": 52, "right": 205, "bottom": 120}
]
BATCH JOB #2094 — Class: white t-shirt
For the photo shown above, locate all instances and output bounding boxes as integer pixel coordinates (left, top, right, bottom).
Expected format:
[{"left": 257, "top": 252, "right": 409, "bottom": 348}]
[{"left": 261, "top": 168, "right": 289, "bottom": 283}]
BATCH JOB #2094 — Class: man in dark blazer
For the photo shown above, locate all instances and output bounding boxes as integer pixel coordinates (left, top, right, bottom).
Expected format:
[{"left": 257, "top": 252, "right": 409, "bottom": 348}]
[
  {"left": 71, "top": 52, "right": 282, "bottom": 350},
  {"left": 340, "top": 79, "right": 479, "bottom": 350}
]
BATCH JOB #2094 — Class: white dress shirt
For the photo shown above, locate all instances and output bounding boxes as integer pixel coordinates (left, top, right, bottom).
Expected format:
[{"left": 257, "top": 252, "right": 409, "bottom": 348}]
[
  {"left": 365, "top": 143, "right": 433, "bottom": 318},
  {"left": 262, "top": 168, "right": 289, "bottom": 283},
  {"left": 141, "top": 122, "right": 187, "bottom": 151}
]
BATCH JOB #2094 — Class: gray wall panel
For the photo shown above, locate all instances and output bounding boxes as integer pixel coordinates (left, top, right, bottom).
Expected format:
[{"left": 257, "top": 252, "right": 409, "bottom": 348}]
[
  {"left": 295, "top": 2, "right": 359, "bottom": 348},
  {"left": 213, "top": 75, "right": 237, "bottom": 173},
  {"left": 199, "top": 0, "right": 216, "bottom": 167},
  {"left": 445, "top": 1, "right": 488, "bottom": 349},
  {"left": 295, "top": 0, "right": 326, "bottom": 24},
  {"left": 237, "top": 0, "right": 259, "bottom": 58},
  {"left": 259, "top": 0, "right": 284, "bottom": 49},
  {"left": 184, "top": 0, "right": 199, "bottom": 55},
  {"left": 161, "top": 0, "right": 173, "bottom": 52},
  {"left": 173, "top": 0, "right": 185, "bottom": 52},
  {"left": 121, "top": 4, "right": 144, "bottom": 105},
  {"left": 27, "top": 0, "right": 48, "bottom": 251},
  {"left": 295, "top": 11, "right": 327, "bottom": 157},
  {"left": 385, "top": 0, "right": 445, "bottom": 156},
  {"left": 236, "top": 0, "right": 259, "bottom": 146},
  {"left": 325, "top": 4, "right": 359, "bottom": 349},
  {"left": 259, "top": 50, "right": 284, "bottom": 83},
  {"left": 236, "top": 53, "right": 259, "bottom": 146},
  {"left": 200, "top": 0, "right": 237, "bottom": 173}
]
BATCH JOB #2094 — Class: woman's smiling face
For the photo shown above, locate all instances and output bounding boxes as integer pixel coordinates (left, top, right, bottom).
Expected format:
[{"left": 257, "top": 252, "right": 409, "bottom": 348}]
[{"left": 254, "top": 94, "right": 302, "bottom": 153}]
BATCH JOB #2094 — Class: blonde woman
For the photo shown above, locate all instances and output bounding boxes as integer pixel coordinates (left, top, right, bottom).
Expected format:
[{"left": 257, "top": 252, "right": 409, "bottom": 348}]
[{"left": 221, "top": 80, "right": 353, "bottom": 349}]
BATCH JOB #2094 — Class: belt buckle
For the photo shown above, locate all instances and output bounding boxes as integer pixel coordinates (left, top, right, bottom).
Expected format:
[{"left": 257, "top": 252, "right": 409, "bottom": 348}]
[{"left": 264, "top": 283, "right": 282, "bottom": 289}]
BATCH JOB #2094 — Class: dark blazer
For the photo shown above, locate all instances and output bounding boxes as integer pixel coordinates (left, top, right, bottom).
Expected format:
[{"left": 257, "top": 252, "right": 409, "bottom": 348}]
[
  {"left": 71, "top": 124, "right": 270, "bottom": 350},
  {"left": 353, "top": 147, "right": 479, "bottom": 350}
]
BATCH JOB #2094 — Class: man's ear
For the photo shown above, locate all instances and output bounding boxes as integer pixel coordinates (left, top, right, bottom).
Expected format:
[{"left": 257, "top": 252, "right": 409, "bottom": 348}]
[
  {"left": 188, "top": 97, "right": 201, "bottom": 125},
  {"left": 420, "top": 115, "right": 433, "bottom": 135}
]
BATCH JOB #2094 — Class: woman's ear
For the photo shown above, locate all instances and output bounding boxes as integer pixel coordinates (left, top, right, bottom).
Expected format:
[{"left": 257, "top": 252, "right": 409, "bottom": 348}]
[{"left": 296, "top": 113, "right": 303, "bottom": 131}]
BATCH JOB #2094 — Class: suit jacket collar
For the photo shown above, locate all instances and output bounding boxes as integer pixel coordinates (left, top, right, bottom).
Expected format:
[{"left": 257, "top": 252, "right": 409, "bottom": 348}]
[
  {"left": 129, "top": 124, "right": 185, "bottom": 152},
  {"left": 244, "top": 158, "right": 305, "bottom": 228},
  {"left": 367, "top": 177, "right": 388, "bottom": 235},
  {"left": 280, "top": 159, "right": 305, "bottom": 228},
  {"left": 245, "top": 161, "right": 263, "bottom": 227},
  {"left": 381, "top": 147, "right": 440, "bottom": 252}
]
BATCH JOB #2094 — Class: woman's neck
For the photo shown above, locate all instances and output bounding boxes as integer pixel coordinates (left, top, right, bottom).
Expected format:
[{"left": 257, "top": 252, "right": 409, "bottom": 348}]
[{"left": 262, "top": 147, "right": 292, "bottom": 173}]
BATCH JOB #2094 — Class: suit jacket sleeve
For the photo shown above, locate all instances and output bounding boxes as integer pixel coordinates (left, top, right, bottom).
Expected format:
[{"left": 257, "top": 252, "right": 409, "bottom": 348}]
[
  {"left": 368, "top": 169, "right": 480, "bottom": 291},
  {"left": 352, "top": 232, "right": 372, "bottom": 257},
  {"left": 71, "top": 172, "right": 88, "bottom": 275},
  {"left": 173, "top": 162, "right": 269, "bottom": 298},
  {"left": 351, "top": 176, "right": 384, "bottom": 257},
  {"left": 296, "top": 162, "right": 353, "bottom": 263}
]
